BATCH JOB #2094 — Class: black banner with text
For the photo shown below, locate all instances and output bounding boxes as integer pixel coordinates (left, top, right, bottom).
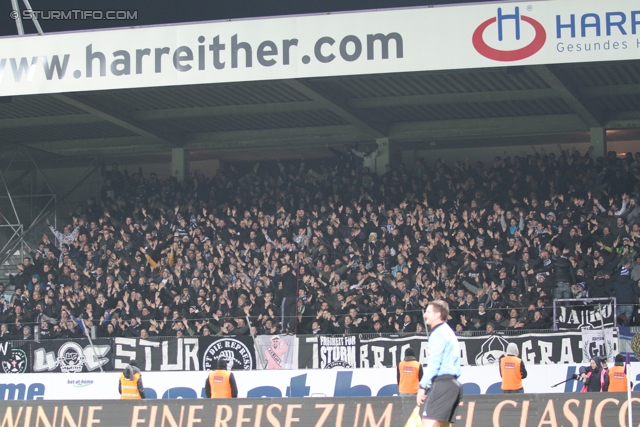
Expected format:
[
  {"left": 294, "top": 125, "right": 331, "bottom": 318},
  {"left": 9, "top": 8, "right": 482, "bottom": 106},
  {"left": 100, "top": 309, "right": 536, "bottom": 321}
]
[
  {"left": 318, "top": 335, "right": 360, "bottom": 369},
  {"left": 556, "top": 300, "right": 616, "bottom": 329},
  {"left": 357, "top": 331, "right": 589, "bottom": 368},
  {"left": 198, "top": 335, "right": 256, "bottom": 370},
  {"left": 113, "top": 337, "right": 200, "bottom": 371}
]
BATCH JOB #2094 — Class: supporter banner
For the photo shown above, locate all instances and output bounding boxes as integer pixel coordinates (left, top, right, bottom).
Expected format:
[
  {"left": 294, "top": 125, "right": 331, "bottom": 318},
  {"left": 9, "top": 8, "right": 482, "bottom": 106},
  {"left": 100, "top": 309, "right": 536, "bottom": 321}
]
[
  {"left": 31, "top": 339, "right": 112, "bottom": 373},
  {"left": 0, "top": 342, "right": 30, "bottom": 374},
  {"left": 619, "top": 326, "right": 640, "bottom": 362},
  {"left": 3, "top": 364, "right": 640, "bottom": 401},
  {"left": 1, "top": 0, "right": 639, "bottom": 97},
  {"left": 463, "top": 331, "right": 591, "bottom": 366},
  {"left": 318, "top": 335, "right": 359, "bottom": 369},
  {"left": 113, "top": 337, "right": 200, "bottom": 371},
  {"left": 359, "top": 331, "right": 593, "bottom": 368},
  {"left": 581, "top": 328, "right": 617, "bottom": 364},
  {"left": 198, "top": 336, "right": 256, "bottom": 370},
  {"left": 556, "top": 300, "right": 615, "bottom": 329},
  {"left": 298, "top": 335, "right": 317, "bottom": 369},
  {"left": 255, "top": 335, "right": 299, "bottom": 370}
]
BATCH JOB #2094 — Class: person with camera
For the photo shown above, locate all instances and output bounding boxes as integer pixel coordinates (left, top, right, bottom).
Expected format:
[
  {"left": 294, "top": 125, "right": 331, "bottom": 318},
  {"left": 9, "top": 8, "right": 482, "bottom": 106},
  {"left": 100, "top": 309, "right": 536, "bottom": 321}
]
[
  {"left": 499, "top": 343, "right": 527, "bottom": 393},
  {"left": 578, "top": 356, "right": 609, "bottom": 392}
]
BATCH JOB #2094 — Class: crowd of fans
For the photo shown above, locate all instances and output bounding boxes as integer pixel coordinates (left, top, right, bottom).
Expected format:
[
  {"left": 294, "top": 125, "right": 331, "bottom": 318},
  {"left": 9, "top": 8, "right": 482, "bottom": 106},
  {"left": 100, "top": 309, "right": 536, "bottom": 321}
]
[{"left": 2, "top": 143, "right": 640, "bottom": 341}]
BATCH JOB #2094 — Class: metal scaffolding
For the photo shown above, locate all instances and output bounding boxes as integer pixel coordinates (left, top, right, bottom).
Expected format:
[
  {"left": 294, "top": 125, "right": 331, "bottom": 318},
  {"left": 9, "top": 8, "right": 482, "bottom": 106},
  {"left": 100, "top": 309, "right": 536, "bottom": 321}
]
[{"left": 0, "top": 145, "right": 99, "bottom": 272}]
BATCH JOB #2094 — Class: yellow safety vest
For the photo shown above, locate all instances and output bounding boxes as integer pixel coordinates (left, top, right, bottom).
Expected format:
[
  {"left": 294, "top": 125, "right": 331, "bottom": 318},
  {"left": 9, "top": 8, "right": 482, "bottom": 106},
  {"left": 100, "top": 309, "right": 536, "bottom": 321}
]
[
  {"left": 120, "top": 372, "right": 142, "bottom": 399},
  {"left": 398, "top": 360, "right": 421, "bottom": 394},
  {"left": 209, "top": 370, "right": 232, "bottom": 398},
  {"left": 500, "top": 356, "right": 523, "bottom": 391}
]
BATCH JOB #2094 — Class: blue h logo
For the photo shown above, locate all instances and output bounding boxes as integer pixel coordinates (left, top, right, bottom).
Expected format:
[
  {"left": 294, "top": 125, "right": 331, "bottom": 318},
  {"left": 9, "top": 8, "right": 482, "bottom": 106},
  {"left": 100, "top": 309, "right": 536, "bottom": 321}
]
[{"left": 497, "top": 7, "right": 521, "bottom": 41}]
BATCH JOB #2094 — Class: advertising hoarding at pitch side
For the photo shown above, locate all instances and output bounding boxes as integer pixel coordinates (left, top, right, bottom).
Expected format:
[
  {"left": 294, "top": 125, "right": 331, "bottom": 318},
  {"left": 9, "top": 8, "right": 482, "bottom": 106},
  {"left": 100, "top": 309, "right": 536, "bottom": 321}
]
[{"left": 4, "top": 363, "right": 640, "bottom": 400}]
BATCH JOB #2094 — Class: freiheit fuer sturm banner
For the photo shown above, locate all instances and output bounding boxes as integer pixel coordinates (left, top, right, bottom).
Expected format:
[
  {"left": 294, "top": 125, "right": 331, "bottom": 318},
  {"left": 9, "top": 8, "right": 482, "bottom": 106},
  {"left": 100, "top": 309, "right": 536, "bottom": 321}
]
[{"left": 1, "top": 0, "right": 640, "bottom": 96}]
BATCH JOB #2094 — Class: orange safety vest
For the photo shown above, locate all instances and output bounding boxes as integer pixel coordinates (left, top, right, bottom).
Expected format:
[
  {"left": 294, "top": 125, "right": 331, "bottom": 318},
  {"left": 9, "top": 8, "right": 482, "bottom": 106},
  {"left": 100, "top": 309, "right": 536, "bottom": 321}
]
[
  {"left": 608, "top": 365, "right": 628, "bottom": 392},
  {"left": 120, "top": 373, "right": 142, "bottom": 399},
  {"left": 500, "top": 355, "right": 523, "bottom": 391},
  {"left": 398, "top": 360, "right": 421, "bottom": 394},
  {"left": 209, "top": 370, "right": 232, "bottom": 398}
]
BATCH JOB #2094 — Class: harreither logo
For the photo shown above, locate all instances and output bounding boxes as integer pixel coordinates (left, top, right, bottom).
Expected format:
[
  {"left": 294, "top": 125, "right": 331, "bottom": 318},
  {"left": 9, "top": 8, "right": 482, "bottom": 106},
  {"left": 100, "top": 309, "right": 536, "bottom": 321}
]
[{"left": 473, "top": 6, "right": 546, "bottom": 62}]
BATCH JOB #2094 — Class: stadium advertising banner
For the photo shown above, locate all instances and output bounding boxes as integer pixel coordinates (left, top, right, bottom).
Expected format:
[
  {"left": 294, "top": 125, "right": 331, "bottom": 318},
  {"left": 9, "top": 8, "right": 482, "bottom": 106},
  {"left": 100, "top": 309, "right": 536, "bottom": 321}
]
[
  {"left": 0, "top": 0, "right": 639, "bottom": 96},
  {"left": 0, "top": 395, "right": 639, "bottom": 427},
  {"left": 0, "top": 397, "right": 409, "bottom": 427},
  {"left": 113, "top": 337, "right": 200, "bottom": 371},
  {"left": 30, "top": 339, "right": 113, "bottom": 373},
  {"left": 2, "top": 364, "right": 640, "bottom": 401}
]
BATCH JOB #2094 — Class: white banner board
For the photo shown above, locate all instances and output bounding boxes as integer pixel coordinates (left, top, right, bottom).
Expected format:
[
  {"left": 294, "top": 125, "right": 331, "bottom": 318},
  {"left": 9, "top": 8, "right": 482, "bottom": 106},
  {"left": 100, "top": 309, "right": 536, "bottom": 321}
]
[
  {"left": 2, "top": 363, "right": 638, "bottom": 400},
  {"left": 0, "top": 0, "right": 639, "bottom": 96}
]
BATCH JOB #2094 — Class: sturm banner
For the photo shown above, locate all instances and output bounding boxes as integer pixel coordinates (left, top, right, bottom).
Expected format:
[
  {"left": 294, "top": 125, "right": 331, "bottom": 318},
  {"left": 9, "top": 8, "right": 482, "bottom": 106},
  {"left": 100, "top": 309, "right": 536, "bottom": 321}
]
[
  {"left": 255, "top": 335, "right": 299, "bottom": 370},
  {"left": 318, "top": 335, "right": 359, "bottom": 369},
  {"left": 556, "top": 300, "right": 616, "bottom": 329},
  {"left": 31, "top": 339, "right": 112, "bottom": 373},
  {"left": 358, "top": 331, "right": 596, "bottom": 368},
  {"left": 198, "top": 336, "right": 256, "bottom": 370},
  {"left": 113, "top": 337, "right": 200, "bottom": 371}
]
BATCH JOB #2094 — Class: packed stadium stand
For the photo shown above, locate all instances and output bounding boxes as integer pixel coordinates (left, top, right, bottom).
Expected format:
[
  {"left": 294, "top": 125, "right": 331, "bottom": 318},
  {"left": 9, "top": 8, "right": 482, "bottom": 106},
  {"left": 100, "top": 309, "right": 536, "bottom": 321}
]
[{"left": 2, "top": 145, "right": 639, "bottom": 340}]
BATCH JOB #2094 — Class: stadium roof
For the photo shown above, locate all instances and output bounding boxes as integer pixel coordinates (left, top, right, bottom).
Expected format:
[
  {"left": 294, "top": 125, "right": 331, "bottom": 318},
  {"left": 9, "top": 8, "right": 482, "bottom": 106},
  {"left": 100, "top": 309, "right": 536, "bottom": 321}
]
[
  {"left": 0, "top": 0, "right": 639, "bottom": 167},
  {"left": 1, "top": 59, "right": 638, "bottom": 165}
]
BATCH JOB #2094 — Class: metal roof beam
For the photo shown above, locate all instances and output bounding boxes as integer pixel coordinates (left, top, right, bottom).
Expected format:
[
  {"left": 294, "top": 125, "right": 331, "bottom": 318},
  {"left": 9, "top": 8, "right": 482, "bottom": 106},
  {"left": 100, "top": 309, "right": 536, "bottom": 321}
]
[
  {"left": 186, "top": 125, "right": 365, "bottom": 150},
  {"left": 349, "top": 88, "right": 559, "bottom": 109},
  {"left": 283, "top": 79, "right": 387, "bottom": 139},
  {"left": 0, "top": 114, "right": 102, "bottom": 129},
  {"left": 49, "top": 94, "right": 180, "bottom": 147},
  {"left": 530, "top": 65, "right": 602, "bottom": 128},
  {"left": 390, "top": 114, "right": 587, "bottom": 140},
  {"left": 605, "top": 111, "right": 640, "bottom": 129},
  {"left": 581, "top": 84, "right": 640, "bottom": 97},
  {"left": 131, "top": 101, "right": 322, "bottom": 121},
  {"left": 24, "top": 136, "right": 162, "bottom": 156}
]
